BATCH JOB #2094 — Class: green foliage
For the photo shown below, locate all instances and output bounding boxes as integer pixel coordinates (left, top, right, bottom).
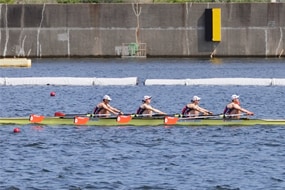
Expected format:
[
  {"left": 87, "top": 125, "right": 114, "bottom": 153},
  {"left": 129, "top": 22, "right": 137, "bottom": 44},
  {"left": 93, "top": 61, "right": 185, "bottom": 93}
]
[
  {"left": 153, "top": 0, "right": 270, "bottom": 2},
  {"left": 0, "top": 0, "right": 15, "bottom": 3},
  {"left": 57, "top": 0, "right": 123, "bottom": 3},
  {"left": 57, "top": 0, "right": 80, "bottom": 3}
]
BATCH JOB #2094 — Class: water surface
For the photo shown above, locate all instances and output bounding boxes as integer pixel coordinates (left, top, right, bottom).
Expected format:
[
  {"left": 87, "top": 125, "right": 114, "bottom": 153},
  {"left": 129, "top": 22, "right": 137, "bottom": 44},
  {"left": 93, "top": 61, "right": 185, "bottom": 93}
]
[{"left": 0, "top": 58, "right": 285, "bottom": 189}]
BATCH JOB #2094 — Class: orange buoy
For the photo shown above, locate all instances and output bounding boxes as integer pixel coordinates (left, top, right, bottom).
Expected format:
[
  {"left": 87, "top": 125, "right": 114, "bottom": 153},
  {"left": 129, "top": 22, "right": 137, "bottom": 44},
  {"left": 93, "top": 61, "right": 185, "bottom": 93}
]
[
  {"left": 13, "top": 128, "right": 20, "bottom": 133},
  {"left": 50, "top": 91, "right": 56, "bottom": 96}
]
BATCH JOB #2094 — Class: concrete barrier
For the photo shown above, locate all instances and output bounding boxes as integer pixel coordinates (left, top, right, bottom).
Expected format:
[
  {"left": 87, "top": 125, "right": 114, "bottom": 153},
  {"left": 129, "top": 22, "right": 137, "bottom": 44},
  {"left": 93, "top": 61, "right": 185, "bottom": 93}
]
[{"left": 0, "top": 3, "right": 284, "bottom": 57}]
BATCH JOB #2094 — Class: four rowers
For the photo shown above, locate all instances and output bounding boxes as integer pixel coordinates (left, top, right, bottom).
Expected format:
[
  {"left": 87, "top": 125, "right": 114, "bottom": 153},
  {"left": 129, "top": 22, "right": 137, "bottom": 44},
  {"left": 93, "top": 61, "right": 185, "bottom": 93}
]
[{"left": 93, "top": 94, "right": 254, "bottom": 118}]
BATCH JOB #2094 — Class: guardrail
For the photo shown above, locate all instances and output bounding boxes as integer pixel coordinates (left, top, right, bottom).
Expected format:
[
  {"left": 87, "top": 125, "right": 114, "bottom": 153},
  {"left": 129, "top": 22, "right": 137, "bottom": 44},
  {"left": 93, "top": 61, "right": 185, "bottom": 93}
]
[{"left": 115, "top": 43, "right": 147, "bottom": 58}]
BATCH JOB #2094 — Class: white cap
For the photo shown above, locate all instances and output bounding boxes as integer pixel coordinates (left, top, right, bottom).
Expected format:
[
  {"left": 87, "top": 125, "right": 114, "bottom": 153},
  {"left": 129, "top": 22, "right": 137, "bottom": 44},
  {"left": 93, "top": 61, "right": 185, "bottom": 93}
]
[
  {"left": 231, "top": 94, "right": 239, "bottom": 100},
  {"left": 103, "top": 95, "right": 112, "bottom": 101},
  {"left": 192, "top": 96, "right": 201, "bottom": 101},
  {"left": 143, "top": 95, "right": 152, "bottom": 101}
]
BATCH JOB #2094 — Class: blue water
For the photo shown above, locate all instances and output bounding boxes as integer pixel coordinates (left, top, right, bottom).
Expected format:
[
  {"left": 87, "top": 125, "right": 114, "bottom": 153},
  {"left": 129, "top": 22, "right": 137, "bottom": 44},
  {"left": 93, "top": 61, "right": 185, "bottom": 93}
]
[{"left": 0, "top": 58, "right": 285, "bottom": 189}]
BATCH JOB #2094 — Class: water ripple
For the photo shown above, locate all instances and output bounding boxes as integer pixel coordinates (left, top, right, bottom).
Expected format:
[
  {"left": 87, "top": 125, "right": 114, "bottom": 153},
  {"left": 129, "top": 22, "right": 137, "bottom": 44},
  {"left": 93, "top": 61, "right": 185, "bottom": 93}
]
[{"left": 1, "top": 58, "right": 285, "bottom": 189}]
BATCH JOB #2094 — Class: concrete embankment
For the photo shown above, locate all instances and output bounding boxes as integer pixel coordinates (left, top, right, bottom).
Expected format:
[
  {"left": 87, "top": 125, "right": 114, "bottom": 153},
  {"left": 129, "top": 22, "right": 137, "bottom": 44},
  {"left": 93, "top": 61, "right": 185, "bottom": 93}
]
[{"left": 0, "top": 3, "right": 284, "bottom": 58}]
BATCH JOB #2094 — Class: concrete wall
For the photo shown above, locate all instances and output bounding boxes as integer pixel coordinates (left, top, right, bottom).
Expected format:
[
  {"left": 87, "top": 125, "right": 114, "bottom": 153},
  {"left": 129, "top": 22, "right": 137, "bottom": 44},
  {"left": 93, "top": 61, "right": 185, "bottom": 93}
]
[{"left": 0, "top": 3, "right": 284, "bottom": 57}]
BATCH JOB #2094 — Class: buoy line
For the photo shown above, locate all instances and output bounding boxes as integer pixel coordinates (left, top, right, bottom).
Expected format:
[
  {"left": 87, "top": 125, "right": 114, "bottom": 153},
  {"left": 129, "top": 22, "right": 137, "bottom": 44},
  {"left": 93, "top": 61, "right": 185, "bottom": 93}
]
[
  {"left": 145, "top": 78, "right": 285, "bottom": 86},
  {"left": 0, "top": 77, "right": 285, "bottom": 86},
  {"left": 0, "top": 77, "right": 138, "bottom": 86}
]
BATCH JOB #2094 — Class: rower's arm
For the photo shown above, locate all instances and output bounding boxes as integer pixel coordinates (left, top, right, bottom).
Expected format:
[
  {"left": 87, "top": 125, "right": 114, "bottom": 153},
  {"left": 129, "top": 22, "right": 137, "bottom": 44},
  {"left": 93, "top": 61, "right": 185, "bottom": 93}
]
[
  {"left": 110, "top": 106, "right": 123, "bottom": 114},
  {"left": 195, "top": 105, "right": 212, "bottom": 115},
  {"left": 240, "top": 107, "right": 254, "bottom": 115},
  {"left": 152, "top": 108, "right": 166, "bottom": 115},
  {"left": 234, "top": 104, "right": 254, "bottom": 115},
  {"left": 199, "top": 107, "right": 213, "bottom": 115},
  {"left": 145, "top": 105, "right": 166, "bottom": 115},
  {"left": 103, "top": 104, "right": 121, "bottom": 115}
]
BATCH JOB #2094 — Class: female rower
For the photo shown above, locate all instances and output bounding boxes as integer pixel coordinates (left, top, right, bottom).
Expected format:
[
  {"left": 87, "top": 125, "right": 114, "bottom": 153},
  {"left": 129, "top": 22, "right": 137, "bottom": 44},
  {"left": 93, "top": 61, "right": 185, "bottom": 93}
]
[
  {"left": 136, "top": 96, "right": 166, "bottom": 116},
  {"left": 93, "top": 95, "right": 123, "bottom": 117},
  {"left": 223, "top": 94, "right": 254, "bottom": 118},
  {"left": 182, "top": 96, "right": 213, "bottom": 116}
]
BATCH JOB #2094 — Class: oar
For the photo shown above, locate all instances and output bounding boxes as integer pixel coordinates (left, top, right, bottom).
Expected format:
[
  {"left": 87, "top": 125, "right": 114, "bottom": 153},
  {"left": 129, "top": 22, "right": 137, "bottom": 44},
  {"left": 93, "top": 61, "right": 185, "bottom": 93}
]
[
  {"left": 116, "top": 113, "right": 181, "bottom": 124},
  {"left": 117, "top": 115, "right": 133, "bottom": 123},
  {"left": 164, "top": 113, "right": 248, "bottom": 125},
  {"left": 74, "top": 114, "right": 123, "bottom": 125},
  {"left": 116, "top": 114, "right": 160, "bottom": 124},
  {"left": 164, "top": 113, "right": 226, "bottom": 125},
  {"left": 182, "top": 114, "right": 224, "bottom": 119},
  {"left": 54, "top": 112, "right": 92, "bottom": 117},
  {"left": 223, "top": 113, "right": 248, "bottom": 118},
  {"left": 29, "top": 114, "right": 45, "bottom": 123},
  {"left": 164, "top": 116, "right": 179, "bottom": 125},
  {"left": 54, "top": 112, "right": 111, "bottom": 118},
  {"left": 74, "top": 116, "right": 90, "bottom": 125}
]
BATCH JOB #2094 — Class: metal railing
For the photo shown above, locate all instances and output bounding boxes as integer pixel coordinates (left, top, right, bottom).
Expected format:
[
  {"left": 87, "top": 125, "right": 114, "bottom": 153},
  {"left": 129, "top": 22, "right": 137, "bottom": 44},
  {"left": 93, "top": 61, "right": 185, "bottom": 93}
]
[{"left": 115, "top": 43, "right": 147, "bottom": 58}]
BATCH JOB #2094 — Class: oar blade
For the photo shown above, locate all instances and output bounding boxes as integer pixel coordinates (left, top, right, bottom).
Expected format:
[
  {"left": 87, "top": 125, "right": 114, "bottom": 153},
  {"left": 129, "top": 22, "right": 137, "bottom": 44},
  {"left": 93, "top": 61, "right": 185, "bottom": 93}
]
[
  {"left": 29, "top": 114, "right": 45, "bottom": 123},
  {"left": 117, "top": 115, "right": 132, "bottom": 123},
  {"left": 54, "top": 112, "right": 65, "bottom": 117},
  {"left": 164, "top": 116, "right": 179, "bottom": 125},
  {"left": 74, "top": 116, "right": 89, "bottom": 125}
]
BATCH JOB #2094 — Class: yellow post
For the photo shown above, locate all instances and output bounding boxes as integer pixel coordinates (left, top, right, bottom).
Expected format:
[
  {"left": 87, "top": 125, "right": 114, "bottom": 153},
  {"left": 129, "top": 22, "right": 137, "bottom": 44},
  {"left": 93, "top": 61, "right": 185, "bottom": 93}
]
[{"left": 212, "top": 8, "right": 221, "bottom": 42}]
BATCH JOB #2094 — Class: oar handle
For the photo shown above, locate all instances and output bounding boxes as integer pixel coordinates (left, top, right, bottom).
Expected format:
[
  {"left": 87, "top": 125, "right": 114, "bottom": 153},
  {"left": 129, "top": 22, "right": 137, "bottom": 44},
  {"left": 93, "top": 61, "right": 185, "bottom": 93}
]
[
  {"left": 54, "top": 112, "right": 91, "bottom": 117},
  {"left": 223, "top": 113, "right": 247, "bottom": 117},
  {"left": 55, "top": 112, "right": 113, "bottom": 118},
  {"left": 178, "top": 113, "right": 223, "bottom": 118},
  {"left": 123, "top": 113, "right": 181, "bottom": 118}
]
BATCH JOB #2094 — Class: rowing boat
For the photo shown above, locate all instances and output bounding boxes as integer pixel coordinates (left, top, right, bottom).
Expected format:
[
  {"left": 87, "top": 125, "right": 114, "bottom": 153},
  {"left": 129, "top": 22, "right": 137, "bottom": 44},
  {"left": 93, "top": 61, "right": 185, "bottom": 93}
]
[{"left": 0, "top": 115, "right": 285, "bottom": 126}]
